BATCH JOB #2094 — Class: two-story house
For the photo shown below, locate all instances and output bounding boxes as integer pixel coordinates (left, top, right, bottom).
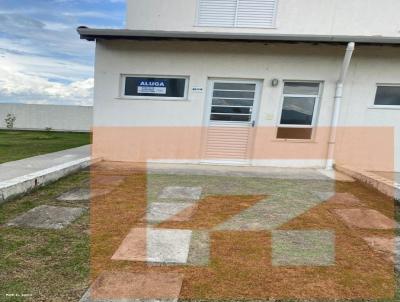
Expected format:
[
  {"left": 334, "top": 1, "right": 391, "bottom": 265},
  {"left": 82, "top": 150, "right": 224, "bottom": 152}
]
[{"left": 78, "top": 0, "right": 400, "bottom": 172}]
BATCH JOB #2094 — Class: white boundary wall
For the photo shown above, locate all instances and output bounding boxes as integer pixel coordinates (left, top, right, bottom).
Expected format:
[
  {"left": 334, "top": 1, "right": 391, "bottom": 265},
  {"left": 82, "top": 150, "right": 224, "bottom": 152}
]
[{"left": 0, "top": 103, "right": 93, "bottom": 132}]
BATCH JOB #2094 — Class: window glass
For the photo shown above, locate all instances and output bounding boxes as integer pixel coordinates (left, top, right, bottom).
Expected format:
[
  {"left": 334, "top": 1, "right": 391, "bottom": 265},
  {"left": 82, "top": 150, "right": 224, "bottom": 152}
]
[
  {"left": 212, "top": 98, "right": 254, "bottom": 107},
  {"left": 277, "top": 81, "right": 321, "bottom": 140},
  {"left": 214, "top": 83, "right": 256, "bottom": 91},
  {"left": 374, "top": 86, "right": 400, "bottom": 106},
  {"left": 210, "top": 82, "right": 256, "bottom": 122},
  {"left": 213, "top": 90, "right": 255, "bottom": 99},
  {"left": 124, "top": 77, "right": 187, "bottom": 98},
  {"left": 280, "top": 97, "right": 316, "bottom": 125},
  {"left": 211, "top": 114, "right": 251, "bottom": 122},
  {"left": 211, "top": 107, "right": 251, "bottom": 114},
  {"left": 283, "top": 82, "right": 320, "bottom": 95}
]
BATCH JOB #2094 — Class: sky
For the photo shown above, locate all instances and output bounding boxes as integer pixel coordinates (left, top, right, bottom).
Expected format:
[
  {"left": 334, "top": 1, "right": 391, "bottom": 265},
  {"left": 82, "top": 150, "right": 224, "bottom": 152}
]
[{"left": 0, "top": 0, "right": 125, "bottom": 106}]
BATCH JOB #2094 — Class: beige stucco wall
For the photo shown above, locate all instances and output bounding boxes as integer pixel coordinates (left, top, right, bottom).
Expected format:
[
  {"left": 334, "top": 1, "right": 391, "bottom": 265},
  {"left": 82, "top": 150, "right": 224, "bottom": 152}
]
[
  {"left": 93, "top": 40, "right": 400, "bottom": 171},
  {"left": 126, "top": 0, "right": 400, "bottom": 38},
  {"left": 93, "top": 41, "right": 342, "bottom": 127},
  {"left": 338, "top": 47, "right": 400, "bottom": 172}
]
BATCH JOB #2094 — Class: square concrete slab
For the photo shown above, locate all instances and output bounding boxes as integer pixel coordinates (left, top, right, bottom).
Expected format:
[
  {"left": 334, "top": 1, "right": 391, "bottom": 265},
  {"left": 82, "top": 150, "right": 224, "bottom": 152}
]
[
  {"left": 111, "top": 228, "right": 192, "bottom": 264},
  {"left": 334, "top": 209, "right": 397, "bottom": 229},
  {"left": 363, "top": 236, "right": 396, "bottom": 262},
  {"left": 57, "top": 188, "right": 111, "bottom": 201},
  {"left": 363, "top": 236, "right": 400, "bottom": 270},
  {"left": 6, "top": 205, "right": 85, "bottom": 229},
  {"left": 79, "top": 271, "right": 183, "bottom": 302},
  {"left": 187, "top": 231, "right": 210, "bottom": 266},
  {"left": 148, "top": 229, "right": 192, "bottom": 264},
  {"left": 158, "top": 186, "right": 202, "bottom": 200},
  {"left": 272, "top": 230, "right": 335, "bottom": 266},
  {"left": 111, "top": 228, "right": 146, "bottom": 262},
  {"left": 145, "top": 202, "right": 197, "bottom": 223}
]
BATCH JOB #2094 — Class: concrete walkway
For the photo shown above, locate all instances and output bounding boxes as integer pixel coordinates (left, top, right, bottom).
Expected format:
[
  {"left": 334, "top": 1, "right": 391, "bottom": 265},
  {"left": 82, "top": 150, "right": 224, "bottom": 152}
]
[
  {"left": 0, "top": 145, "right": 91, "bottom": 203},
  {"left": 337, "top": 165, "right": 400, "bottom": 200},
  {"left": 147, "top": 162, "right": 355, "bottom": 181}
]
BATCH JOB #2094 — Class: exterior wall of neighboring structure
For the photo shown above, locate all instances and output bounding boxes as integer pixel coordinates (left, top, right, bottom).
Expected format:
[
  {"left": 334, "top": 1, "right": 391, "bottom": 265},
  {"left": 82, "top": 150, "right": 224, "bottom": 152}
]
[
  {"left": 0, "top": 103, "right": 93, "bottom": 132},
  {"left": 126, "top": 0, "right": 400, "bottom": 38},
  {"left": 92, "top": 40, "right": 400, "bottom": 171}
]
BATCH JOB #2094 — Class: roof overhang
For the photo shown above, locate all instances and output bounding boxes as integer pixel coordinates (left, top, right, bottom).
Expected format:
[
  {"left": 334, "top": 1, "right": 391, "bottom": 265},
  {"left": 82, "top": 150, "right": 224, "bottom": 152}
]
[{"left": 77, "top": 27, "right": 400, "bottom": 45}]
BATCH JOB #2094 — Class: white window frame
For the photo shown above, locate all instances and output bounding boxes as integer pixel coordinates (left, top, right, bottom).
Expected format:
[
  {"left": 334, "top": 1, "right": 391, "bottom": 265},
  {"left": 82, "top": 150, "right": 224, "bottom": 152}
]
[
  {"left": 369, "top": 83, "right": 400, "bottom": 110},
  {"left": 119, "top": 74, "right": 190, "bottom": 101},
  {"left": 276, "top": 80, "right": 323, "bottom": 140},
  {"left": 195, "top": 0, "right": 279, "bottom": 29}
]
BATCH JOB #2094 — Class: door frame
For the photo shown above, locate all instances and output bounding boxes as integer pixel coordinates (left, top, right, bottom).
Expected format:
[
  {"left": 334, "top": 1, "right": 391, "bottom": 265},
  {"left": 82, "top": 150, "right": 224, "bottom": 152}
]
[{"left": 201, "top": 78, "right": 263, "bottom": 165}]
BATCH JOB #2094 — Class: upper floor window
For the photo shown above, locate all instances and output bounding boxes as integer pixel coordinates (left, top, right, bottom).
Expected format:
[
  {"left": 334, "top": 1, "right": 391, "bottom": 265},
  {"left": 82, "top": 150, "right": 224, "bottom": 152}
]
[
  {"left": 374, "top": 85, "right": 400, "bottom": 106},
  {"left": 197, "top": 0, "right": 278, "bottom": 28}
]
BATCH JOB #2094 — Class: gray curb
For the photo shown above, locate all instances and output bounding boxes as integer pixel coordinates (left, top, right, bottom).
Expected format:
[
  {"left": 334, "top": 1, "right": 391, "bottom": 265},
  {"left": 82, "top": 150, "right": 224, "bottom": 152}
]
[{"left": 0, "top": 157, "right": 98, "bottom": 204}]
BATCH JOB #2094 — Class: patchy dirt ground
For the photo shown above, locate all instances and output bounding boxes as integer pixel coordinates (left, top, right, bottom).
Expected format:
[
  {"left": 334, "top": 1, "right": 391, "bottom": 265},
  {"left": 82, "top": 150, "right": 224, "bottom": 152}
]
[
  {"left": 1, "top": 162, "right": 399, "bottom": 301},
  {"left": 89, "top": 162, "right": 400, "bottom": 302}
]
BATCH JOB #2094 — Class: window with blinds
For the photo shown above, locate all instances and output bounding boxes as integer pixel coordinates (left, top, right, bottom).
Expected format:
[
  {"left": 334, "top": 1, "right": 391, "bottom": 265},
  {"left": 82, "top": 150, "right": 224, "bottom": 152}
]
[{"left": 197, "top": 0, "right": 278, "bottom": 28}]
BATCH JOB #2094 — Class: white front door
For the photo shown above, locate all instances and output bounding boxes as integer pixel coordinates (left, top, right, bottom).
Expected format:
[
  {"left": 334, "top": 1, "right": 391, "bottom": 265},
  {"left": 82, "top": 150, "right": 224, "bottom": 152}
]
[{"left": 202, "top": 79, "right": 262, "bottom": 165}]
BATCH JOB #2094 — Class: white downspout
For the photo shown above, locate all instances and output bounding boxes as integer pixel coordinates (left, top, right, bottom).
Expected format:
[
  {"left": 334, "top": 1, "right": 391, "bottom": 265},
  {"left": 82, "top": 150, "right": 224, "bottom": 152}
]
[{"left": 326, "top": 42, "right": 355, "bottom": 170}]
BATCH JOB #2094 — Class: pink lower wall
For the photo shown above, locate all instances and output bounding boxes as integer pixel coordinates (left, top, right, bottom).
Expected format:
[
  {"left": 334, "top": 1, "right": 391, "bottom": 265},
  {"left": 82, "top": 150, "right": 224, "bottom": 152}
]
[{"left": 92, "top": 126, "right": 394, "bottom": 171}]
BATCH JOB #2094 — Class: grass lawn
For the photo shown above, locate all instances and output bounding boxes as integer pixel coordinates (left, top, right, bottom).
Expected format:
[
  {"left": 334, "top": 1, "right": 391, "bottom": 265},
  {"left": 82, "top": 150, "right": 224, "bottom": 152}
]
[
  {"left": 0, "top": 130, "right": 91, "bottom": 164},
  {"left": 0, "top": 170, "right": 90, "bottom": 302},
  {"left": 0, "top": 163, "right": 399, "bottom": 301}
]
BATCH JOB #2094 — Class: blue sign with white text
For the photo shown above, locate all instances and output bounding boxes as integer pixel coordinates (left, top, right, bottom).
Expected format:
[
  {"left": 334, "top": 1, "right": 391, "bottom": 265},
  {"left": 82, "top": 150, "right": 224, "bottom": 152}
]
[{"left": 124, "top": 77, "right": 186, "bottom": 98}]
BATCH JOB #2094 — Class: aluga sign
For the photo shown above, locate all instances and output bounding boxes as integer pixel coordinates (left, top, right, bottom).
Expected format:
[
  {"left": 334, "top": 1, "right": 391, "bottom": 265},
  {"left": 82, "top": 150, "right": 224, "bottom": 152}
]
[{"left": 137, "top": 80, "right": 167, "bottom": 94}]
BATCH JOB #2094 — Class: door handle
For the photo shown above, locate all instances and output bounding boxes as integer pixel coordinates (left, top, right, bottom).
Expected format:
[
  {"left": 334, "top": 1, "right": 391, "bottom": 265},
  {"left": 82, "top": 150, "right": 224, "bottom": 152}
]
[{"left": 251, "top": 120, "right": 256, "bottom": 128}]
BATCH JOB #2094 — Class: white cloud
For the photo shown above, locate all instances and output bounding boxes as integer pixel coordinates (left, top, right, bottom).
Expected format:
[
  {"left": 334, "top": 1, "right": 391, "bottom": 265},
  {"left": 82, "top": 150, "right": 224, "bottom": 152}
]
[
  {"left": 0, "top": 11, "right": 96, "bottom": 105},
  {"left": 0, "top": 50, "right": 93, "bottom": 81},
  {"left": 0, "top": 52, "right": 94, "bottom": 106},
  {"left": 0, "top": 68, "right": 94, "bottom": 105},
  {"left": 0, "top": 0, "right": 124, "bottom": 105}
]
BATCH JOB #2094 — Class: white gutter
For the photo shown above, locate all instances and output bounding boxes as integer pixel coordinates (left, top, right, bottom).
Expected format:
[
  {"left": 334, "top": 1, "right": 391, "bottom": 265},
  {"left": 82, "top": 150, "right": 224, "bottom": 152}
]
[{"left": 326, "top": 42, "right": 355, "bottom": 170}]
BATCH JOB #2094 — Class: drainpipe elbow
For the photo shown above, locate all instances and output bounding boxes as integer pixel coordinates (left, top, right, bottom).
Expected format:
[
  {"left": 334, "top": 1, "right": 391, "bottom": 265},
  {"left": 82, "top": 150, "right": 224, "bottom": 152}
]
[{"left": 347, "top": 42, "right": 356, "bottom": 51}]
